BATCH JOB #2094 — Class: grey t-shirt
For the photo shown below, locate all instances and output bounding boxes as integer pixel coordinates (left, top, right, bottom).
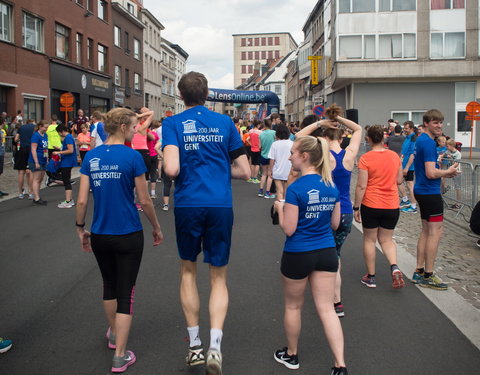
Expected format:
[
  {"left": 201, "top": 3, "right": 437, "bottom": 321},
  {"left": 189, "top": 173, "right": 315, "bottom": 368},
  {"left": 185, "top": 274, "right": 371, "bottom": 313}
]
[{"left": 386, "top": 135, "right": 405, "bottom": 155}]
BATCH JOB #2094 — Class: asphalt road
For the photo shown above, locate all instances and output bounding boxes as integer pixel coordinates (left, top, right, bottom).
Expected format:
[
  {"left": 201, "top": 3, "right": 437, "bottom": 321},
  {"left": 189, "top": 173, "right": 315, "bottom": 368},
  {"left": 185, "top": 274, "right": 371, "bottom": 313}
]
[{"left": 1, "top": 180, "right": 479, "bottom": 374}]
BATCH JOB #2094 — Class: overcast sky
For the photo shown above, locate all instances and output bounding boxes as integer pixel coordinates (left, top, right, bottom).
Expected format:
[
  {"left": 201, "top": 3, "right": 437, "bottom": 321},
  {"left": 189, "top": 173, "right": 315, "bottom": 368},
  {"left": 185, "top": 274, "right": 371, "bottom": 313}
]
[{"left": 143, "top": 0, "right": 318, "bottom": 89}]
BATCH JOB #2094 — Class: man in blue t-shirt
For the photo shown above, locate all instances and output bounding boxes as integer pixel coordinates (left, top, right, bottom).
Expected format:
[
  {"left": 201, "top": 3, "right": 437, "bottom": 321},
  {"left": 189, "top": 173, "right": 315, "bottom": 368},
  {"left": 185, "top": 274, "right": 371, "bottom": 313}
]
[
  {"left": 399, "top": 121, "right": 417, "bottom": 213},
  {"left": 163, "top": 71, "right": 249, "bottom": 374},
  {"left": 412, "top": 109, "right": 459, "bottom": 291},
  {"left": 14, "top": 120, "right": 35, "bottom": 199}
]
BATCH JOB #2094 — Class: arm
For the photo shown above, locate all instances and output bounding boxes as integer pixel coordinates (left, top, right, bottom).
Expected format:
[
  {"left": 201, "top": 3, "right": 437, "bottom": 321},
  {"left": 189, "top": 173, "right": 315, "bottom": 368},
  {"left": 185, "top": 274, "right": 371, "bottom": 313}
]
[
  {"left": 286, "top": 167, "right": 299, "bottom": 187},
  {"left": 338, "top": 115, "right": 362, "bottom": 161},
  {"left": 154, "top": 141, "right": 161, "bottom": 156},
  {"left": 268, "top": 158, "right": 274, "bottom": 178},
  {"left": 295, "top": 119, "right": 336, "bottom": 138},
  {"left": 75, "top": 174, "right": 92, "bottom": 252},
  {"left": 14, "top": 132, "right": 19, "bottom": 143},
  {"left": 136, "top": 109, "right": 154, "bottom": 133},
  {"left": 397, "top": 162, "right": 403, "bottom": 185},
  {"left": 403, "top": 154, "right": 414, "bottom": 175},
  {"left": 425, "top": 161, "right": 459, "bottom": 179},
  {"left": 163, "top": 144, "right": 180, "bottom": 178},
  {"left": 353, "top": 168, "right": 368, "bottom": 223},
  {"left": 231, "top": 154, "right": 250, "bottom": 180},
  {"left": 54, "top": 143, "right": 73, "bottom": 155},
  {"left": 31, "top": 142, "right": 39, "bottom": 166},
  {"left": 331, "top": 202, "right": 341, "bottom": 231},
  {"left": 275, "top": 201, "right": 298, "bottom": 236},
  {"left": 135, "top": 175, "right": 163, "bottom": 246}
]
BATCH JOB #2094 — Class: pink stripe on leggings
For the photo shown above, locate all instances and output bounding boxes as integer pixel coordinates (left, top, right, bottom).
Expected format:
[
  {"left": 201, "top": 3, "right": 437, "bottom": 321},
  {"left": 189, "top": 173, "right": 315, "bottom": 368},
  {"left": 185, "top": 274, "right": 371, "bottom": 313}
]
[{"left": 130, "top": 286, "right": 136, "bottom": 315}]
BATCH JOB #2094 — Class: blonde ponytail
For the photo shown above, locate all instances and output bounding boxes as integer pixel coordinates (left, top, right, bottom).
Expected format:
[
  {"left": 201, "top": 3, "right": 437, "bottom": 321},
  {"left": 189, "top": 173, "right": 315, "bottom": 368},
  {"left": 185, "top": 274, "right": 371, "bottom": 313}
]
[{"left": 295, "top": 136, "right": 334, "bottom": 186}]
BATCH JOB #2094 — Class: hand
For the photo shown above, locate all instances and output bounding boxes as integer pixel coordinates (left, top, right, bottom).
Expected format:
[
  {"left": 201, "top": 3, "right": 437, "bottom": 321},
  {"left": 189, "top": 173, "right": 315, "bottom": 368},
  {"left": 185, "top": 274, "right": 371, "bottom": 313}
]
[
  {"left": 274, "top": 200, "right": 284, "bottom": 212},
  {"left": 403, "top": 168, "right": 408, "bottom": 176},
  {"left": 354, "top": 210, "right": 361, "bottom": 223},
  {"left": 152, "top": 227, "right": 164, "bottom": 246},
  {"left": 35, "top": 162, "right": 40, "bottom": 169},
  {"left": 318, "top": 119, "right": 337, "bottom": 128},
  {"left": 447, "top": 163, "right": 460, "bottom": 178},
  {"left": 52, "top": 151, "right": 59, "bottom": 156},
  {"left": 77, "top": 228, "right": 92, "bottom": 252}
]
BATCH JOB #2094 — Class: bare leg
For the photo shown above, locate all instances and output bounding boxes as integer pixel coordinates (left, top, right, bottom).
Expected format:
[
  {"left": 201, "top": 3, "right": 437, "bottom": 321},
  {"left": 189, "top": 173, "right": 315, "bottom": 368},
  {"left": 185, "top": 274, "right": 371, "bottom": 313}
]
[
  {"left": 362, "top": 227, "right": 378, "bottom": 275},
  {"left": 260, "top": 164, "right": 268, "bottom": 191},
  {"left": 407, "top": 181, "right": 416, "bottom": 205},
  {"left": 274, "top": 179, "right": 285, "bottom": 201},
  {"left": 416, "top": 220, "right": 428, "bottom": 270},
  {"left": 103, "top": 299, "right": 118, "bottom": 335},
  {"left": 424, "top": 221, "right": 443, "bottom": 273},
  {"left": 377, "top": 227, "right": 397, "bottom": 266},
  {"left": 180, "top": 260, "right": 200, "bottom": 327},
  {"left": 17, "top": 170, "right": 25, "bottom": 194},
  {"left": 282, "top": 275, "right": 308, "bottom": 355},
  {"left": 114, "top": 313, "right": 133, "bottom": 357},
  {"left": 310, "top": 271, "right": 345, "bottom": 368},
  {"left": 209, "top": 265, "right": 228, "bottom": 330},
  {"left": 334, "top": 260, "right": 341, "bottom": 304}
]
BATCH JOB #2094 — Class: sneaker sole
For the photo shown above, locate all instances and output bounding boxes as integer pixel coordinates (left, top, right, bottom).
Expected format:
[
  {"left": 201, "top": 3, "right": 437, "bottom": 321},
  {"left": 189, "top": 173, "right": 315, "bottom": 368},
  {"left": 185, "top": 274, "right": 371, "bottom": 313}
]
[
  {"left": 274, "top": 353, "right": 299, "bottom": 370},
  {"left": 360, "top": 280, "right": 376, "bottom": 288},
  {"left": 418, "top": 283, "right": 448, "bottom": 291},
  {"left": 111, "top": 352, "right": 136, "bottom": 373},
  {"left": 205, "top": 361, "right": 222, "bottom": 375},
  {"left": 0, "top": 344, "right": 12, "bottom": 353},
  {"left": 336, "top": 312, "right": 345, "bottom": 318},
  {"left": 392, "top": 271, "right": 405, "bottom": 289}
]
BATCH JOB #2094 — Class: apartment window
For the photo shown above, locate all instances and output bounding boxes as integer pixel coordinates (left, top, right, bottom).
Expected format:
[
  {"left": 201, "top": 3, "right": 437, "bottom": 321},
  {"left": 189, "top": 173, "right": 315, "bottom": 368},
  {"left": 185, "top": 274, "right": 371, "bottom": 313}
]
[
  {"left": 241, "top": 51, "right": 246, "bottom": 60},
  {"left": 254, "top": 38, "right": 259, "bottom": 46},
  {"left": 379, "top": 34, "right": 416, "bottom": 58},
  {"left": 87, "top": 38, "right": 93, "bottom": 67},
  {"left": 339, "top": 35, "right": 362, "bottom": 59},
  {"left": 339, "top": 0, "right": 375, "bottom": 12},
  {"left": 248, "top": 51, "right": 253, "bottom": 60},
  {"left": 23, "top": 12, "right": 44, "bottom": 52},
  {"left": 98, "top": 44, "right": 106, "bottom": 72},
  {"left": 268, "top": 50, "right": 273, "bottom": 59},
  {"left": 431, "top": 0, "right": 465, "bottom": 9},
  {"left": 275, "top": 37, "right": 280, "bottom": 45},
  {"left": 127, "top": 2, "right": 135, "bottom": 14},
  {"left": 274, "top": 85, "right": 281, "bottom": 95},
  {"left": 261, "top": 51, "right": 266, "bottom": 59},
  {"left": 24, "top": 98, "right": 44, "bottom": 122},
  {"left": 248, "top": 38, "right": 253, "bottom": 46},
  {"left": 134, "top": 73, "right": 141, "bottom": 91},
  {"left": 114, "top": 26, "right": 121, "bottom": 47},
  {"left": 86, "top": 0, "right": 93, "bottom": 11},
  {"left": 76, "top": 33, "right": 82, "bottom": 64},
  {"left": 380, "top": 0, "right": 416, "bottom": 11},
  {"left": 98, "top": 0, "right": 107, "bottom": 21},
  {"left": 274, "top": 50, "right": 280, "bottom": 59},
  {"left": 364, "top": 35, "right": 375, "bottom": 58},
  {"left": 455, "top": 82, "right": 475, "bottom": 103},
  {"left": 125, "top": 32, "right": 129, "bottom": 53},
  {"left": 431, "top": 32, "right": 465, "bottom": 58},
  {"left": 114, "top": 65, "right": 121, "bottom": 85},
  {"left": 133, "top": 38, "right": 140, "bottom": 59},
  {"left": 241, "top": 65, "right": 246, "bottom": 74},
  {"left": 0, "top": 2, "right": 12, "bottom": 42},
  {"left": 254, "top": 51, "right": 259, "bottom": 60},
  {"left": 162, "top": 76, "right": 167, "bottom": 94},
  {"left": 241, "top": 38, "right": 246, "bottom": 47},
  {"left": 268, "top": 37, "right": 273, "bottom": 45},
  {"left": 248, "top": 65, "right": 253, "bottom": 73},
  {"left": 125, "top": 69, "right": 130, "bottom": 90},
  {"left": 55, "top": 23, "right": 70, "bottom": 59},
  {"left": 391, "top": 111, "right": 425, "bottom": 125},
  {"left": 261, "top": 37, "right": 266, "bottom": 46}
]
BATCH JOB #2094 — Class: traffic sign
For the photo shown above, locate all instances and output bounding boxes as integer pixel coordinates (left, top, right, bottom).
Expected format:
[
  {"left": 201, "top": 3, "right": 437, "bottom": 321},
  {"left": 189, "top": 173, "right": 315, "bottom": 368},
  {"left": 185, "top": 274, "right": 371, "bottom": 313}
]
[
  {"left": 59, "top": 107, "right": 74, "bottom": 112},
  {"left": 60, "top": 92, "right": 75, "bottom": 107},
  {"left": 313, "top": 105, "right": 325, "bottom": 117},
  {"left": 466, "top": 101, "right": 480, "bottom": 119}
]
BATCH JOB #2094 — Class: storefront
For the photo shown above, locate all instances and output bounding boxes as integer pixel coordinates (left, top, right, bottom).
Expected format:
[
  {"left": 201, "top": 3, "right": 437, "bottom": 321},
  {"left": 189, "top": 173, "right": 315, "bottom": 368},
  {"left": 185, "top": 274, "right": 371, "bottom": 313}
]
[{"left": 50, "top": 62, "right": 112, "bottom": 123}]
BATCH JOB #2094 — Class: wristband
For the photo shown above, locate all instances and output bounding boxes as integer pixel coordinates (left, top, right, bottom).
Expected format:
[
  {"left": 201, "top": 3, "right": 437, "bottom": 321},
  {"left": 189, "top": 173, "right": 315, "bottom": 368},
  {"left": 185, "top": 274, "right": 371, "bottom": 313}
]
[
  {"left": 352, "top": 206, "right": 360, "bottom": 211},
  {"left": 75, "top": 222, "right": 86, "bottom": 228}
]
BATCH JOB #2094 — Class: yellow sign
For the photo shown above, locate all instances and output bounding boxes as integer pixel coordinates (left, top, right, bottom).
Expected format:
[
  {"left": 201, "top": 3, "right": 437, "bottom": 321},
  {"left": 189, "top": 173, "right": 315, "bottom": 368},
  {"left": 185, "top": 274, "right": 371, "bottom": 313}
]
[{"left": 308, "top": 56, "right": 322, "bottom": 85}]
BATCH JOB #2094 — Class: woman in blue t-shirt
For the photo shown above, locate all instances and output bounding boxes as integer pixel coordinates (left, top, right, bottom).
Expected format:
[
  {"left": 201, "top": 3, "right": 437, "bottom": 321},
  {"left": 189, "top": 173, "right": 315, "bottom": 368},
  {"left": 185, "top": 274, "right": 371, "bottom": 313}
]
[
  {"left": 52, "top": 124, "right": 78, "bottom": 208},
  {"left": 273, "top": 136, "right": 347, "bottom": 375},
  {"left": 28, "top": 120, "right": 49, "bottom": 205},
  {"left": 75, "top": 107, "right": 163, "bottom": 373}
]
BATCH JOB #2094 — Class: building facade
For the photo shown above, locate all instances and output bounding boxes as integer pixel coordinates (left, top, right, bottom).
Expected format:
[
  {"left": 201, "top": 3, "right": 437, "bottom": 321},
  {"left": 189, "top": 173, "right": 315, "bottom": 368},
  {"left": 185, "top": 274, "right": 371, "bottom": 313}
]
[
  {"left": 297, "top": 0, "right": 480, "bottom": 146},
  {"left": 0, "top": 0, "right": 114, "bottom": 122},
  {"left": 233, "top": 32, "right": 298, "bottom": 88},
  {"left": 159, "top": 39, "right": 177, "bottom": 117},
  {"left": 168, "top": 42, "right": 189, "bottom": 115},
  {"left": 140, "top": 8, "right": 164, "bottom": 116},
  {"left": 111, "top": 1, "right": 144, "bottom": 110}
]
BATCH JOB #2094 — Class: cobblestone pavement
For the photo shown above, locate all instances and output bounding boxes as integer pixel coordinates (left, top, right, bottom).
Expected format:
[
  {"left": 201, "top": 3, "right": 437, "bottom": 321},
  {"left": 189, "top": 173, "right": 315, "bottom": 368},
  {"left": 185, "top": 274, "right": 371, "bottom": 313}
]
[
  {"left": 2, "top": 156, "right": 480, "bottom": 311},
  {"left": 350, "top": 168, "right": 480, "bottom": 311}
]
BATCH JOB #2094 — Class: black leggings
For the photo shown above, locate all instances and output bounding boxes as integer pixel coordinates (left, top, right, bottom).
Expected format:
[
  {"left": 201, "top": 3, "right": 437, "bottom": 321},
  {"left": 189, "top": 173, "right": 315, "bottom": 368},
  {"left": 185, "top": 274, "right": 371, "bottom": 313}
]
[
  {"left": 91, "top": 231, "right": 144, "bottom": 315},
  {"left": 60, "top": 167, "right": 72, "bottom": 190},
  {"left": 161, "top": 168, "right": 173, "bottom": 197}
]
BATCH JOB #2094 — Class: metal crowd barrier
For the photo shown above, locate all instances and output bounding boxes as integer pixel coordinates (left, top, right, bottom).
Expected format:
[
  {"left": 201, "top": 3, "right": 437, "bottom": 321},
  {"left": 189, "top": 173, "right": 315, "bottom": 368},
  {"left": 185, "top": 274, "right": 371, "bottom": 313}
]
[
  {"left": 441, "top": 159, "right": 476, "bottom": 218},
  {"left": 3, "top": 136, "right": 15, "bottom": 153}
]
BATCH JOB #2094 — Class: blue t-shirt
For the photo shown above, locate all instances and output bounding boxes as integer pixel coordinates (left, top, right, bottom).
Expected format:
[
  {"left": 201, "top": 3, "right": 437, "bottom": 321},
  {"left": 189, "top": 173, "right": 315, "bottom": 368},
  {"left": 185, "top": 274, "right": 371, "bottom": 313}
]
[
  {"left": 80, "top": 144, "right": 146, "bottom": 235},
  {"left": 414, "top": 133, "right": 441, "bottom": 195},
  {"left": 59, "top": 133, "right": 78, "bottom": 168},
  {"left": 28, "top": 132, "right": 48, "bottom": 164},
  {"left": 162, "top": 106, "right": 244, "bottom": 208},
  {"left": 284, "top": 174, "right": 339, "bottom": 253},
  {"left": 401, "top": 133, "right": 416, "bottom": 171},
  {"left": 18, "top": 123, "right": 35, "bottom": 147}
]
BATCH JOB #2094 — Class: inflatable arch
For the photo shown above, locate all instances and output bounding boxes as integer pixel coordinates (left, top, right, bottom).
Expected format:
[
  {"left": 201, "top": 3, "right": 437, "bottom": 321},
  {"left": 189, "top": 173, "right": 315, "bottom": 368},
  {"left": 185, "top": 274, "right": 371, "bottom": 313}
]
[{"left": 207, "top": 89, "right": 280, "bottom": 116}]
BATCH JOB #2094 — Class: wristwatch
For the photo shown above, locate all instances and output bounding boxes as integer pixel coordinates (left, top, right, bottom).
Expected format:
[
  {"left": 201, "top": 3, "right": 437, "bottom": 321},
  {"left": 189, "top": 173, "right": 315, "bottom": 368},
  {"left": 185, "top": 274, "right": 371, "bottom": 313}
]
[{"left": 352, "top": 206, "right": 359, "bottom": 211}]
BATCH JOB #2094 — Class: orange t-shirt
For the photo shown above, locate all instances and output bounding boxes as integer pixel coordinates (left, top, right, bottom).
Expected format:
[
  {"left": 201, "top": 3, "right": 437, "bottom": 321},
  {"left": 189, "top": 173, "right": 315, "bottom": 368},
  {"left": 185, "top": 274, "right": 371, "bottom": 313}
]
[{"left": 358, "top": 149, "right": 401, "bottom": 209}]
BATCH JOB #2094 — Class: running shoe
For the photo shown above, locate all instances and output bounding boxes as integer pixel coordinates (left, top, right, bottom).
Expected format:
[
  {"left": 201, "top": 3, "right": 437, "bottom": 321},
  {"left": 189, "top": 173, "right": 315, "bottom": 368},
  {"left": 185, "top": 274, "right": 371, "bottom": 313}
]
[
  {"left": 69, "top": 199, "right": 75, "bottom": 206},
  {"left": 186, "top": 345, "right": 205, "bottom": 366},
  {"left": 205, "top": 348, "right": 222, "bottom": 375},
  {"left": 136, "top": 203, "right": 143, "bottom": 211},
  {"left": 32, "top": 199, "right": 47, "bottom": 206},
  {"left": 105, "top": 327, "right": 116, "bottom": 350},
  {"left": 57, "top": 200, "right": 73, "bottom": 208},
  {"left": 0, "top": 191, "right": 8, "bottom": 196},
  {"left": 252, "top": 178, "right": 260, "bottom": 184},
  {"left": 257, "top": 189, "right": 264, "bottom": 197},
  {"left": 401, "top": 206, "right": 417, "bottom": 213},
  {"left": 28, "top": 194, "right": 34, "bottom": 200},
  {"left": 330, "top": 367, "right": 349, "bottom": 375},
  {"left": 399, "top": 199, "right": 411, "bottom": 208},
  {"left": 411, "top": 271, "right": 424, "bottom": 284},
  {"left": 246, "top": 178, "right": 254, "bottom": 183},
  {"left": 419, "top": 273, "right": 448, "bottom": 290},
  {"left": 70, "top": 180, "right": 76, "bottom": 185},
  {"left": 264, "top": 193, "right": 276, "bottom": 199},
  {"left": 334, "top": 303, "right": 344, "bottom": 318},
  {"left": 150, "top": 194, "right": 157, "bottom": 199},
  {"left": 391, "top": 269, "right": 406, "bottom": 289},
  {"left": 17, "top": 194, "right": 25, "bottom": 199},
  {"left": 111, "top": 350, "right": 136, "bottom": 373},
  {"left": 360, "top": 274, "right": 376, "bottom": 288},
  {"left": 274, "top": 347, "right": 299, "bottom": 370},
  {"left": 162, "top": 204, "right": 169, "bottom": 211},
  {"left": 476, "top": 239, "right": 480, "bottom": 248},
  {"left": 0, "top": 338, "right": 12, "bottom": 353}
]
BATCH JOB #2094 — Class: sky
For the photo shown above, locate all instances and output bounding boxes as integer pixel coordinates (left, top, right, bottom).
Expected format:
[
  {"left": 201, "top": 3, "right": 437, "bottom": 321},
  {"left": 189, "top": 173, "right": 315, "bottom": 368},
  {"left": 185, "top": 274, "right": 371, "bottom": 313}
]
[{"left": 142, "top": 0, "right": 318, "bottom": 89}]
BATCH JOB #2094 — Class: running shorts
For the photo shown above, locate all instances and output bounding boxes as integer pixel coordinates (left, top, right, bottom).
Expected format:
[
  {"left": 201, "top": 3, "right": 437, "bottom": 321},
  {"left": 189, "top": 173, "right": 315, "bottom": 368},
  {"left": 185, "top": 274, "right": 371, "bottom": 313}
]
[
  {"left": 281, "top": 247, "right": 338, "bottom": 280},
  {"left": 360, "top": 204, "right": 399, "bottom": 230},
  {"left": 405, "top": 170, "right": 414, "bottom": 182},
  {"left": 174, "top": 207, "right": 233, "bottom": 267},
  {"left": 14, "top": 147, "right": 30, "bottom": 170},
  {"left": 260, "top": 156, "right": 270, "bottom": 166},
  {"left": 414, "top": 194, "right": 443, "bottom": 222},
  {"left": 250, "top": 151, "right": 261, "bottom": 166}
]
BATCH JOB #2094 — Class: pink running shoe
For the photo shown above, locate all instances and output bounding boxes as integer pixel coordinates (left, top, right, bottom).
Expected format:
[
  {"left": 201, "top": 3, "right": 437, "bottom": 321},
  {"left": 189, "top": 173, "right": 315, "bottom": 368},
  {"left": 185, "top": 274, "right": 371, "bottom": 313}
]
[
  {"left": 392, "top": 269, "right": 406, "bottom": 289},
  {"left": 106, "top": 327, "right": 116, "bottom": 350},
  {"left": 111, "top": 350, "right": 136, "bottom": 373}
]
